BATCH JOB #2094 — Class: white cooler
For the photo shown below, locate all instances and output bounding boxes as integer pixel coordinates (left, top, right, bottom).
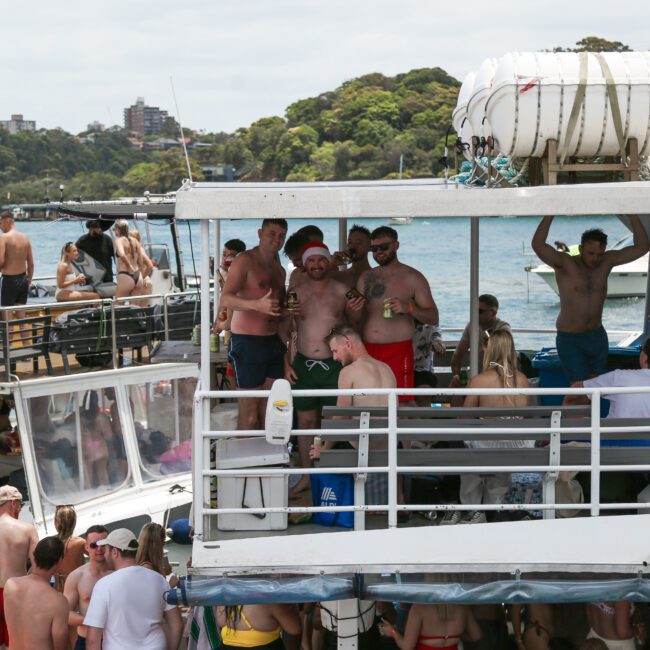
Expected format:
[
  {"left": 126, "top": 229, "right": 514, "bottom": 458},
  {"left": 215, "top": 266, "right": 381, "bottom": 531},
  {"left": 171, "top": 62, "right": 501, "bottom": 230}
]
[{"left": 214, "top": 437, "right": 289, "bottom": 531}]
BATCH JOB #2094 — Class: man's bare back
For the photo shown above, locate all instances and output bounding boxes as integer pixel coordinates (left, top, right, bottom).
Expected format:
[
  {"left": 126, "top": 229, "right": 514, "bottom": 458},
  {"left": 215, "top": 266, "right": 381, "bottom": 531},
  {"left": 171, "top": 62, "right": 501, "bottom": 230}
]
[
  {"left": 0, "top": 512, "right": 38, "bottom": 588},
  {"left": 0, "top": 228, "right": 32, "bottom": 278},
  {"left": 4, "top": 574, "right": 70, "bottom": 650},
  {"left": 223, "top": 247, "right": 286, "bottom": 336},
  {"left": 339, "top": 356, "right": 396, "bottom": 408}
]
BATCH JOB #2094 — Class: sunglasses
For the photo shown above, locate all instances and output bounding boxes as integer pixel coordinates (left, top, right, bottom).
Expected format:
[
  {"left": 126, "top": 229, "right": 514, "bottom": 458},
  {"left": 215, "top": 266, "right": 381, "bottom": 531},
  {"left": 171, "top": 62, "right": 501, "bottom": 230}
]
[
  {"left": 478, "top": 308, "right": 494, "bottom": 315},
  {"left": 327, "top": 327, "right": 350, "bottom": 342},
  {"left": 88, "top": 541, "right": 107, "bottom": 549},
  {"left": 370, "top": 242, "right": 392, "bottom": 253}
]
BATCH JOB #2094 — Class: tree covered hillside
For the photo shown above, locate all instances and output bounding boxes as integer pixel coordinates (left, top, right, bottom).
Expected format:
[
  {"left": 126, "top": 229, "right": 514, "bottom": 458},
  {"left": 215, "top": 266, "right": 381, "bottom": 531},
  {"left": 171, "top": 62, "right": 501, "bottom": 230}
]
[{"left": 0, "top": 67, "right": 460, "bottom": 202}]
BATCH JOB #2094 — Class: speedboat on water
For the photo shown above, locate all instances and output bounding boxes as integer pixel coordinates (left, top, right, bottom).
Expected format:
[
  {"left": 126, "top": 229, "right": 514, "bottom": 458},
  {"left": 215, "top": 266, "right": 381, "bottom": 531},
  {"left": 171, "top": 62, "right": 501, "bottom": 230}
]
[
  {"left": 527, "top": 235, "right": 649, "bottom": 298},
  {"left": 388, "top": 216, "right": 413, "bottom": 225}
]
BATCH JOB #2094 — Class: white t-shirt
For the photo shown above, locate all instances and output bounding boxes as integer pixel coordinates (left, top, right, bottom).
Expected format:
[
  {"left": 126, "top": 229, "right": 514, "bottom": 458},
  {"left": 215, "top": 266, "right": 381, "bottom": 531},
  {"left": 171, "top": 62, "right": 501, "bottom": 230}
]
[
  {"left": 84, "top": 564, "right": 175, "bottom": 650},
  {"left": 584, "top": 369, "right": 650, "bottom": 419}
]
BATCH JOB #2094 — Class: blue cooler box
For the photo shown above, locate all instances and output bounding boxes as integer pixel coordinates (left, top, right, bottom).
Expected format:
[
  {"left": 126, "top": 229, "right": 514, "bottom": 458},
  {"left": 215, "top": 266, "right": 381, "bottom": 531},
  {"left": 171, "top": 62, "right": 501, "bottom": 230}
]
[{"left": 532, "top": 345, "right": 641, "bottom": 406}]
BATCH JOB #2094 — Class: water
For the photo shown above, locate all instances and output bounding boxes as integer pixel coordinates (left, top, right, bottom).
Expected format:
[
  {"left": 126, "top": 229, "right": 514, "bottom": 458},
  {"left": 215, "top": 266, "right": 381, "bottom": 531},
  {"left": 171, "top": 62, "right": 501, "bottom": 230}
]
[{"left": 23, "top": 215, "right": 645, "bottom": 349}]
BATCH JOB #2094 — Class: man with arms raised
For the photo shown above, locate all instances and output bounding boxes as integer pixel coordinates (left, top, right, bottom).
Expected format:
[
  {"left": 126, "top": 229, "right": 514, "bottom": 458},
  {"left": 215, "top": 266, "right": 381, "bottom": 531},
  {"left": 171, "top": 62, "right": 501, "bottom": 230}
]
[
  {"left": 221, "top": 219, "right": 288, "bottom": 429},
  {"left": 0, "top": 485, "right": 38, "bottom": 649},
  {"left": 532, "top": 216, "right": 648, "bottom": 382},
  {"left": 64, "top": 525, "right": 112, "bottom": 650},
  {"left": 0, "top": 212, "right": 33, "bottom": 321},
  {"left": 330, "top": 224, "right": 372, "bottom": 289},
  {"left": 284, "top": 242, "right": 355, "bottom": 494},
  {"left": 4, "top": 536, "right": 69, "bottom": 650},
  {"left": 84, "top": 528, "right": 182, "bottom": 650},
  {"left": 353, "top": 226, "right": 439, "bottom": 402}
]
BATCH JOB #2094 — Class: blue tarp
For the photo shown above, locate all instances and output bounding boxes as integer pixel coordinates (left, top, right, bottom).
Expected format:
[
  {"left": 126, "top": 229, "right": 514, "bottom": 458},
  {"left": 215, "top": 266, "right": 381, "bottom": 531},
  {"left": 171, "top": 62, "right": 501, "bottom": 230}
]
[{"left": 167, "top": 576, "right": 650, "bottom": 606}]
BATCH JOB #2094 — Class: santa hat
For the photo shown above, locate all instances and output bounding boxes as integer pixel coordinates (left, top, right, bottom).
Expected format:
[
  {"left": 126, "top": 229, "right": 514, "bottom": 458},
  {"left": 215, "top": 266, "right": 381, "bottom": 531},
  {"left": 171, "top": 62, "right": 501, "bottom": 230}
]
[{"left": 301, "top": 241, "right": 331, "bottom": 265}]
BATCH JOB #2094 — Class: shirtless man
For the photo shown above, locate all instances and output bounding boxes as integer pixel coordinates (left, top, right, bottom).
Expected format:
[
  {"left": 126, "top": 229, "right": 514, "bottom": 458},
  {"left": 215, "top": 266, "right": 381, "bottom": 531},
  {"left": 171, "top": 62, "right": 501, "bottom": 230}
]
[
  {"left": 284, "top": 242, "right": 354, "bottom": 493},
  {"left": 4, "top": 536, "right": 69, "bottom": 650},
  {"left": 532, "top": 215, "right": 648, "bottom": 382},
  {"left": 330, "top": 224, "right": 372, "bottom": 289},
  {"left": 0, "top": 211, "right": 34, "bottom": 321},
  {"left": 221, "top": 219, "right": 288, "bottom": 429},
  {"left": 113, "top": 219, "right": 146, "bottom": 299},
  {"left": 64, "top": 525, "right": 111, "bottom": 650},
  {"left": 0, "top": 485, "right": 38, "bottom": 649},
  {"left": 353, "top": 226, "right": 439, "bottom": 402}
]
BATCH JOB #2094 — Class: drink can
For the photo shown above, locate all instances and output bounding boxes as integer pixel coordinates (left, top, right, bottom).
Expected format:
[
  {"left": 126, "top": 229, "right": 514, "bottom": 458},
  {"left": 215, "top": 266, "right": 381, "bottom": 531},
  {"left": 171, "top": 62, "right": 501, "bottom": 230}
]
[
  {"left": 223, "top": 330, "right": 232, "bottom": 349},
  {"left": 286, "top": 291, "right": 299, "bottom": 310},
  {"left": 313, "top": 435, "right": 323, "bottom": 448},
  {"left": 383, "top": 298, "right": 393, "bottom": 318},
  {"left": 210, "top": 333, "right": 220, "bottom": 353},
  {"left": 191, "top": 324, "right": 201, "bottom": 345}
]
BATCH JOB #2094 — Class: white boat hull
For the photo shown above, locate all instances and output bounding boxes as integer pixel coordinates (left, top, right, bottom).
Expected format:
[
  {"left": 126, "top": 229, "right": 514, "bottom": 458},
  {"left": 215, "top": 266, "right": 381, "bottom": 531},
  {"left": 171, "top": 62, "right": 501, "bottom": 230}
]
[{"left": 530, "top": 255, "right": 649, "bottom": 298}]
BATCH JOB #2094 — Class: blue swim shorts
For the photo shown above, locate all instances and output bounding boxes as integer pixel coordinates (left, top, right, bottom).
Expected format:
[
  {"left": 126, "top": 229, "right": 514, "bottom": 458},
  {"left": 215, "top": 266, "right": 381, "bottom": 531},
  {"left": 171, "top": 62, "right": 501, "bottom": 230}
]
[
  {"left": 228, "top": 333, "right": 286, "bottom": 389},
  {"left": 556, "top": 326, "right": 608, "bottom": 383}
]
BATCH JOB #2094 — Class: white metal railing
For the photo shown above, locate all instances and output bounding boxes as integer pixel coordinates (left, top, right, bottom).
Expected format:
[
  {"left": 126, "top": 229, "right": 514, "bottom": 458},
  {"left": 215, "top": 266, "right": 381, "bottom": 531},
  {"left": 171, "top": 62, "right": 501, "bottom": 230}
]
[{"left": 191, "top": 384, "right": 650, "bottom": 542}]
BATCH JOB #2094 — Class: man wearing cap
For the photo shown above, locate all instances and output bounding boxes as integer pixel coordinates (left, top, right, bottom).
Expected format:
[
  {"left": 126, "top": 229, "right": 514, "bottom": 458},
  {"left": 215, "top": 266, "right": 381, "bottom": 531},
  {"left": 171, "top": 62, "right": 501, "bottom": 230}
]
[
  {"left": 0, "top": 485, "right": 39, "bottom": 648},
  {"left": 283, "top": 241, "right": 356, "bottom": 494},
  {"left": 84, "top": 528, "right": 182, "bottom": 650},
  {"left": 75, "top": 220, "right": 115, "bottom": 283},
  {"left": 64, "top": 525, "right": 112, "bottom": 650},
  {"left": 352, "top": 226, "right": 439, "bottom": 402},
  {"left": 4, "top": 536, "right": 69, "bottom": 650}
]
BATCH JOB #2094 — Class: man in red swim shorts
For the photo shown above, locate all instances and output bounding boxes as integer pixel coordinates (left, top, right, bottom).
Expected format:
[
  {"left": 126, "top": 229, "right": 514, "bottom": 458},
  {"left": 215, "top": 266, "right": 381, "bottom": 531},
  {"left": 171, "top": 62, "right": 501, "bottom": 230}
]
[
  {"left": 0, "top": 485, "right": 39, "bottom": 647},
  {"left": 350, "top": 226, "right": 439, "bottom": 403}
]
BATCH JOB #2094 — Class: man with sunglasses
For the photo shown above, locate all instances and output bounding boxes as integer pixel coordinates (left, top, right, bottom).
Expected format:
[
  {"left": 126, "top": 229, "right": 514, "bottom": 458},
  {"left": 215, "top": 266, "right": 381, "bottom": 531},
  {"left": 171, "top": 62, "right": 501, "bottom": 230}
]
[
  {"left": 353, "top": 226, "right": 439, "bottom": 402},
  {"left": 64, "top": 525, "right": 111, "bottom": 649},
  {"left": 0, "top": 485, "right": 38, "bottom": 648}
]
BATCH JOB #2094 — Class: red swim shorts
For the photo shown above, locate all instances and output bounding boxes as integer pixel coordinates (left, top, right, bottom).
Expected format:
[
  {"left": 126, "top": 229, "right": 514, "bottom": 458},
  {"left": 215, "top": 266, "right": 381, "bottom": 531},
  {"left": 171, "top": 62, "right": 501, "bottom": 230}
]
[
  {"left": 0, "top": 586, "right": 8, "bottom": 647},
  {"left": 364, "top": 339, "right": 414, "bottom": 402}
]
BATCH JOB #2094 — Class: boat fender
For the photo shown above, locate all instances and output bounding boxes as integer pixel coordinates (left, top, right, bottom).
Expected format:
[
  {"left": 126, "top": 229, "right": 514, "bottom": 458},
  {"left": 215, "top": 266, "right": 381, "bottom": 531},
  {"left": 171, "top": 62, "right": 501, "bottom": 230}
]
[
  {"left": 168, "top": 518, "right": 192, "bottom": 545},
  {"left": 265, "top": 379, "right": 293, "bottom": 445}
]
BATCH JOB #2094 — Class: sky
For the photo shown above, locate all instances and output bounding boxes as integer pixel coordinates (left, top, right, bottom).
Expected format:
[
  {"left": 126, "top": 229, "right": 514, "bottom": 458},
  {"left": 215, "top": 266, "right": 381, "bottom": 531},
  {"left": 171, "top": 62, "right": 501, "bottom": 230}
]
[{"left": 3, "top": 0, "right": 650, "bottom": 135}]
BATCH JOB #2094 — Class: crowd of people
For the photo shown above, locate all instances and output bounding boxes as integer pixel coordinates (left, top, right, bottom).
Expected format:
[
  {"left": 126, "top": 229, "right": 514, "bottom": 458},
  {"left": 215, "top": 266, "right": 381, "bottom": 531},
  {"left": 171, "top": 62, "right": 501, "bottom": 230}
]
[
  {"left": 0, "top": 483, "right": 646, "bottom": 649},
  {"left": 0, "top": 211, "right": 155, "bottom": 310}
]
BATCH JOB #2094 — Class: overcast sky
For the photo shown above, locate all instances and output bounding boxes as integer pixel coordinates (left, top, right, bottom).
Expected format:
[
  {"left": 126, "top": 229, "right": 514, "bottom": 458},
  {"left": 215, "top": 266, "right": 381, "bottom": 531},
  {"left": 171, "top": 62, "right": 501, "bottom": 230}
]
[{"left": 3, "top": 0, "right": 649, "bottom": 135}]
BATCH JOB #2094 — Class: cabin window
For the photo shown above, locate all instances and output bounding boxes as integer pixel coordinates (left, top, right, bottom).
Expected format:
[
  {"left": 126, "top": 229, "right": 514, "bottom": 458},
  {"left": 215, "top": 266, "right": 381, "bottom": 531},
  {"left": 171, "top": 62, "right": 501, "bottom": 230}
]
[
  {"left": 26, "top": 389, "right": 131, "bottom": 506},
  {"left": 130, "top": 377, "right": 195, "bottom": 479}
]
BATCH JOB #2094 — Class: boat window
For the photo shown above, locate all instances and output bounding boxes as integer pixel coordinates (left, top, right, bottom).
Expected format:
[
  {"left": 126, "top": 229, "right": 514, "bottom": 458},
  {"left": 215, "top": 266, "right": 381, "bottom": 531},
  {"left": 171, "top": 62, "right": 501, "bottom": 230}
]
[
  {"left": 145, "top": 244, "right": 170, "bottom": 271},
  {"left": 130, "top": 377, "right": 195, "bottom": 479},
  {"left": 26, "top": 389, "right": 131, "bottom": 508}
]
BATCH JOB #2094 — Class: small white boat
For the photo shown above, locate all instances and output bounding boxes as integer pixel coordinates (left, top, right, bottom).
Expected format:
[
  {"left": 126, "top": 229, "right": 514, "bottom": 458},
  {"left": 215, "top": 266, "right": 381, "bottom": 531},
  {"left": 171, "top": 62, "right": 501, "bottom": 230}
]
[
  {"left": 388, "top": 216, "right": 413, "bottom": 225},
  {"left": 528, "top": 235, "right": 649, "bottom": 298}
]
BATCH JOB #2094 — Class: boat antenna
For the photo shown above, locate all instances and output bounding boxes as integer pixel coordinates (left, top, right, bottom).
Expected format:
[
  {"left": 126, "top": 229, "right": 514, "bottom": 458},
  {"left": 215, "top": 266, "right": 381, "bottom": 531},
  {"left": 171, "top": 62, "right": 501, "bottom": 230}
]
[{"left": 170, "top": 76, "right": 193, "bottom": 182}]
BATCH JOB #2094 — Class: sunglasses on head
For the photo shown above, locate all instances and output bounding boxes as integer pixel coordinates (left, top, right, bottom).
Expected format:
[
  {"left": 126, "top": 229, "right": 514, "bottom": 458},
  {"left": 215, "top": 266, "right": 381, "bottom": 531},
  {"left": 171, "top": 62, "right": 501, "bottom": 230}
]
[{"left": 370, "top": 242, "right": 392, "bottom": 253}]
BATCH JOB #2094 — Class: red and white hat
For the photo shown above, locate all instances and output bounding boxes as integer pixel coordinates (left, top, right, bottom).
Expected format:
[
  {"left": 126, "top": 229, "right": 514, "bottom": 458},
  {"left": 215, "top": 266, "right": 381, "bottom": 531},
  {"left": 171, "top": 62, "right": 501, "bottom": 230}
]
[{"left": 301, "top": 241, "right": 331, "bottom": 265}]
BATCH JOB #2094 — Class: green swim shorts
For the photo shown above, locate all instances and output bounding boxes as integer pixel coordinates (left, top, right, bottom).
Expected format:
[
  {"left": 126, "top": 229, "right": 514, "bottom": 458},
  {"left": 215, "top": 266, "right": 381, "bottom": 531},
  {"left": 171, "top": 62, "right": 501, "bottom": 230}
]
[{"left": 291, "top": 352, "right": 342, "bottom": 411}]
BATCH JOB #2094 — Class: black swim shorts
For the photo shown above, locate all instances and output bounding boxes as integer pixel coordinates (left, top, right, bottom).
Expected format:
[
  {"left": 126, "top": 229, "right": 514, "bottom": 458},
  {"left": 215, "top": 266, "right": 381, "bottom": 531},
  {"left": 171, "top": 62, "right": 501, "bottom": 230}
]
[
  {"left": 228, "top": 333, "right": 286, "bottom": 389},
  {"left": 0, "top": 273, "right": 28, "bottom": 307}
]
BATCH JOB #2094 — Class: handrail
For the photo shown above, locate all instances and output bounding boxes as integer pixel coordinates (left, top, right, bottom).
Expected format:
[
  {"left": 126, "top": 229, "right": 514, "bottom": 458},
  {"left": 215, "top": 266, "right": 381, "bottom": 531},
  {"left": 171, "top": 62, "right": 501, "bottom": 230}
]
[{"left": 193, "top": 384, "right": 650, "bottom": 542}]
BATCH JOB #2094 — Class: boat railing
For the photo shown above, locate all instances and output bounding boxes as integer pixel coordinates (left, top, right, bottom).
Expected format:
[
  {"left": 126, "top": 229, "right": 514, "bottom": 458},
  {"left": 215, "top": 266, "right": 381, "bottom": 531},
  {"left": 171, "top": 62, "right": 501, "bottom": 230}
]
[
  {"left": 192, "top": 383, "right": 650, "bottom": 544},
  {"left": 0, "top": 289, "right": 203, "bottom": 376}
]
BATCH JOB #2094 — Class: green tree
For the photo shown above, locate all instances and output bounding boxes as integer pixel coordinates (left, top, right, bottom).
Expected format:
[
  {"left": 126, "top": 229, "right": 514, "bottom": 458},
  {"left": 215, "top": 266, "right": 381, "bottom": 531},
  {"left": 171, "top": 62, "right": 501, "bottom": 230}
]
[{"left": 552, "top": 36, "right": 632, "bottom": 52}]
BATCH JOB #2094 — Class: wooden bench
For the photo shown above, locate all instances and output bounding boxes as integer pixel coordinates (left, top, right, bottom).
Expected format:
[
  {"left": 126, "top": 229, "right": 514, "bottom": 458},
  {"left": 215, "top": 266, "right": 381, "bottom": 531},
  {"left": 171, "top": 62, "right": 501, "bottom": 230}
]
[
  {"left": 0, "top": 313, "right": 53, "bottom": 381},
  {"left": 316, "top": 405, "right": 650, "bottom": 522}
]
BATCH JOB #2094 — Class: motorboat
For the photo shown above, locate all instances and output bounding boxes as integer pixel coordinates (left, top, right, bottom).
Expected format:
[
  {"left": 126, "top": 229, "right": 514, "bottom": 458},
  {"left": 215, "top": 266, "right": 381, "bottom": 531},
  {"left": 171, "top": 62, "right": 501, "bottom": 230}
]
[
  {"left": 388, "top": 216, "right": 413, "bottom": 225},
  {"left": 527, "top": 235, "right": 649, "bottom": 298}
]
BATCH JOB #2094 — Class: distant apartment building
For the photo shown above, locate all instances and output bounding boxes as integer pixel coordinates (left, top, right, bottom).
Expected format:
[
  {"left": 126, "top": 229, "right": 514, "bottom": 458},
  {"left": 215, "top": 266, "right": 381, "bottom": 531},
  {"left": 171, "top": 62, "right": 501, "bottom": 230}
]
[
  {"left": 0, "top": 114, "right": 36, "bottom": 134},
  {"left": 124, "top": 97, "right": 170, "bottom": 137}
]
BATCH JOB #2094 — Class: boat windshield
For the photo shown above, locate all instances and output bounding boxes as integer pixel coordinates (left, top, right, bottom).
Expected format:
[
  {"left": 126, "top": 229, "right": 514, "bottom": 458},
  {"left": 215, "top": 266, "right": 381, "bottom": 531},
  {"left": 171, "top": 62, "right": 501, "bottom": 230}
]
[
  {"left": 130, "top": 376, "right": 196, "bottom": 480},
  {"left": 26, "top": 389, "right": 131, "bottom": 507}
]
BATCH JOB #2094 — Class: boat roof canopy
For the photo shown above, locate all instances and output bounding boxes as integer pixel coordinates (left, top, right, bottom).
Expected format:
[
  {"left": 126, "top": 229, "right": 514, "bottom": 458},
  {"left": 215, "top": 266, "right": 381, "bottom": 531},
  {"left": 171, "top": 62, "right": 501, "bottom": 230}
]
[{"left": 175, "top": 179, "right": 650, "bottom": 221}]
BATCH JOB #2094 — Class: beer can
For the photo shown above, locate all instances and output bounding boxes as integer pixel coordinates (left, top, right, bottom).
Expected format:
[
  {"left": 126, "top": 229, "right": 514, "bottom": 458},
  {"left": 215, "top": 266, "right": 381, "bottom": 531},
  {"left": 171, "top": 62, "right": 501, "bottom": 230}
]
[
  {"left": 191, "top": 324, "right": 201, "bottom": 345},
  {"left": 313, "top": 435, "right": 323, "bottom": 448},
  {"left": 210, "top": 333, "right": 220, "bottom": 353},
  {"left": 286, "top": 291, "right": 299, "bottom": 310},
  {"left": 383, "top": 298, "right": 393, "bottom": 318}
]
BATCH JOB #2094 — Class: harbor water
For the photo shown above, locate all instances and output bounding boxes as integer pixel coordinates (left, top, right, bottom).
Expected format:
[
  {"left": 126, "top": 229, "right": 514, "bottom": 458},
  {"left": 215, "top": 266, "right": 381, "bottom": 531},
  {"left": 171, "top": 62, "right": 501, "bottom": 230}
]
[{"left": 23, "top": 215, "right": 645, "bottom": 349}]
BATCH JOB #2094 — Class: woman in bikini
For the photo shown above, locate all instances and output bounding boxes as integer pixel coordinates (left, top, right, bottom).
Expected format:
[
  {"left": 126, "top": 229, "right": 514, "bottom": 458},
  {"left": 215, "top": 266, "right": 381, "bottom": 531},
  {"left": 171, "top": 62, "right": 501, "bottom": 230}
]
[
  {"left": 585, "top": 602, "right": 635, "bottom": 649},
  {"left": 129, "top": 228, "right": 154, "bottom": 306},
  {"left": 380, "top": 603, "right": 481, "bottom": 649},
  {"left": 113, "top": 219, "right": 145, "bottom": 299},
  {"left": 216, "top": 603, "right": 301, "bottom": 649},
  {"left": 55, "top": 242, "right": 100, "bottom": 302},
  {"left": 79, "top": 390, "right": 110, "bottom": 489},
  {"left": 509, "top": 603, "right": 555, "bottom": 650},
  {"left": 52, "top": 504, "right": 85, "bottom": 592}
]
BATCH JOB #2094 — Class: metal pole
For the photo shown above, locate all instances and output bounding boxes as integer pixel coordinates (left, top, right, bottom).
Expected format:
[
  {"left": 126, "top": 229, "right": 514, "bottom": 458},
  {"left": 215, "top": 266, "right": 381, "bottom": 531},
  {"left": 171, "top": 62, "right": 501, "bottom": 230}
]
[
  {"left": 163, "top": 295, "right": 170, "bottom": 341},
  {"left": 338, "top": 218, "right": 347, "bottom": 252},
  {"left": 387, "top": 391, "right": 398, "bottom": 528},
  {"left": 214, "top": 218, "right": 221, "bottom": 312},
  {"left": 110, "top": 301, "right": 118, "bottom": 369},
  {"left": 200, "top": 220, "right": 211, "bottom": 390},
  {"left": 590, "top": 391, "right": 601, "bottom": 516},
  {"left": 469, "top": 217, "right": 480, "bottom": 376}
]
